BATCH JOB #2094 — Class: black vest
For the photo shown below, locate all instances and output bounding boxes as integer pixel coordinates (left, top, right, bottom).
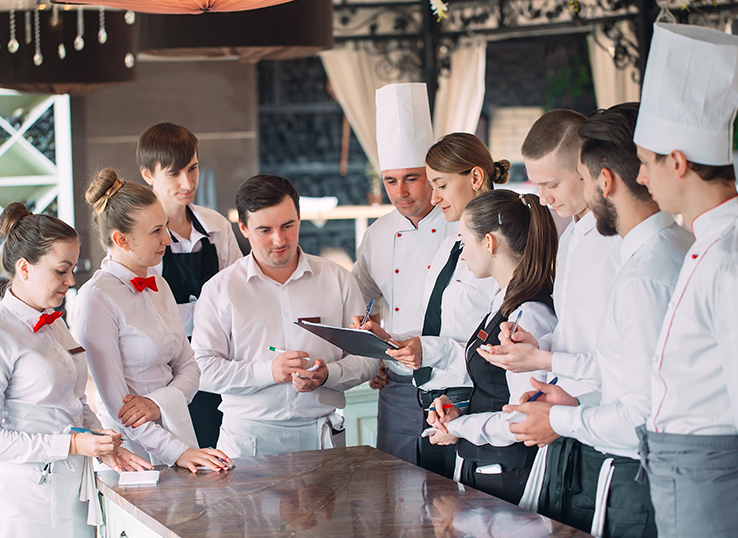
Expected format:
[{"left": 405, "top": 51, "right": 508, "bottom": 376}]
[{"left": 457, "top": 288, "right": 555, "bottom": 467}]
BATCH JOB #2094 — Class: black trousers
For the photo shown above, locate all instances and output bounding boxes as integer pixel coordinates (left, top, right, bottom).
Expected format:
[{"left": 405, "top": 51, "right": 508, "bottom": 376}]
[
  {"left": 419, "top": 436, "right": 457, "bottom": 479},
  {"left": 188, "top": 390, "right": 223, "bottom": 449},
  {"left": 539, "top": 438, "right": 657, "bottom": 538},
  {"left": 417, "top": 386, "right": 473, "bottom": 479}
]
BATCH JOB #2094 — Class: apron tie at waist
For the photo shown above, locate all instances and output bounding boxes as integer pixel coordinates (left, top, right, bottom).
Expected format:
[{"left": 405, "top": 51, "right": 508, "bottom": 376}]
[
  {"left": 590, "top": 457, "right": 615, "bottom": 538},
  {"left": 320, "top": 412, "right": 345, "bottom": 449},
  {"left": 79, "top": 456, "right": 103, "bottom": 526},
  {"left": 635, "top": 424, "right": 649, "bottom": 484},
  {"left": 519, "top": 444, "right": 548, "bottom": 512}
]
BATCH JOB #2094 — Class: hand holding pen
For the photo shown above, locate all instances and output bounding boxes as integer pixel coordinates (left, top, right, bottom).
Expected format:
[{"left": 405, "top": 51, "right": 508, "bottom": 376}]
[
  {"left": 268, "top": 346, "right": 312, "bottom": 383},
  {"left": 361, "top": 298, "right": 375, "bottom": 327},
  {"left": 69, "top": 427, "right": 123, "bottom": 457},
  {"left": 514, "top": 377, "right": 577, "bottom": 407}
]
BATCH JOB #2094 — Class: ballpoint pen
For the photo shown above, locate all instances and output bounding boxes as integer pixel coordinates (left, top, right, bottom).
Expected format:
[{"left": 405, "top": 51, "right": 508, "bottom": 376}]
[
  {"left": 528, "top": 377, "right": 558, "bottom": 402},
  {"left": 508, "top": 310, "right": 523, "bottom": 341},
  {"left": 361, "top": 298, "right": 375, "bottom": 326},
  {"left": 71, "top": 427, "right": 105, "bottom": 436},
  {"left": 428, "top": 401, "right": 470, "bottom": 411}
]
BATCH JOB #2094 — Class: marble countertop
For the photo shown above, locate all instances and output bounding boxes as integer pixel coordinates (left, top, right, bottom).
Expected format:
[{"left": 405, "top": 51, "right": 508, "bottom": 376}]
[{"left": 96, "top": 445, "right": 592, "bottom": 537}]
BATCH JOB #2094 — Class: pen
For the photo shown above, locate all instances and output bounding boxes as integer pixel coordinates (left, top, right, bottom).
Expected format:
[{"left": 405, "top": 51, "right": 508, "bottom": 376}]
[
  {"left": 427, "top": 401, "right": 470, "bottom": 411},
  {"left": 508, "top": 310, "right": 523, "bottom": 341},
  {"left": 268, "top": 346, "right": 287, "bottom": 354},
  {"left": 71, "top": 427, "right": 105, "bottom": 436},
  {"left": 528, "top": 377, "right": 558, "bottom": 402},
  {"left": 360, "top": 298, "right": 375, "bottom": 326}
]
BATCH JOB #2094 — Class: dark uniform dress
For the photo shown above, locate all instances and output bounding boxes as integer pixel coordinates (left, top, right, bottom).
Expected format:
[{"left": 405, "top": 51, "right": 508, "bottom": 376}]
[
  {"left": 161, "top": 207, "right": 222, "bottom": 449},
  {"left": 457, "top": 288, "right": 554, "bottom": 504}
]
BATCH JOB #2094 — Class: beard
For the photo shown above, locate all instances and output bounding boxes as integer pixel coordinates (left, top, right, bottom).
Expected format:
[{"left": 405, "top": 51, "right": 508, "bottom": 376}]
[{"left": 591, "top": 187, "right": 619, "bottom": 237}]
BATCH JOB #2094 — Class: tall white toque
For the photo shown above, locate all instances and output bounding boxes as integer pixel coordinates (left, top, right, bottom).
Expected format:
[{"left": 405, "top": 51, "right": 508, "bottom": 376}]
[
  {"left": 376, "top": 83, "right": 434, "bottom": 172},
  {"left": 634, "top": 23, "right": 738, "bottom": 165}
]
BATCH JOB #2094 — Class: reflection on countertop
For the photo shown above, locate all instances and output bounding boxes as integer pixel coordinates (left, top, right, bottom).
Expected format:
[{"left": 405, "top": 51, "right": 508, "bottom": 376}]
[{"left": 96, "top": 445, "right": 592, "bottom": 538}]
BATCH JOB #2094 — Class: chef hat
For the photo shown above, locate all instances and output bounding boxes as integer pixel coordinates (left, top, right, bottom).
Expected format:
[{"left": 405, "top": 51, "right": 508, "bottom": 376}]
[
  {"left": 634, "top": 23, "right": 738, "bottom": 165},
  {"left": 376, "top": 83, "right": 434, "bottom": 172}
]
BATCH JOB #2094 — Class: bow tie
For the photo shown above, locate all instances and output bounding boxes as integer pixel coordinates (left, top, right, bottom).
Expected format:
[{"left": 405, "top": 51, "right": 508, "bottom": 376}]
[
  {"left": 34, "top": 311, "right": 63, "bottom": 332},
  {"left": 130, "top": 276, "right": 158, "bottom": 293}
]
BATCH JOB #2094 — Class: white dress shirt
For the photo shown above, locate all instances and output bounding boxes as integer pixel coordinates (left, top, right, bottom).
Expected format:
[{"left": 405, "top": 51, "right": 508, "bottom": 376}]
[
  {"left": 70, "top": 258, "right": 199, "bottom": 466},
  {"left": 446, "top": 289, "right": 557, "bottom": 446},
  {"left": 150, "top": 204, "right": 242, "bottom": 335},
  {"left": 650, "top": 196, "right": 738, "bottom": 435},
  {"left": 549, "top": 213, "right": 692, "bottom": 458},
  {"left": 352, "top": 205, "right": 456, "bottom": 375},
  {"left": 414, "top": 234, "right": 500, "bottom": 391},
  {"left": 192, "top": 250, "right": 378, "bottom": 429},
  {"left": 0, "top": 289, "right": 99, "bottom": 464},
  {"left": 546, "top": 211, "right": 621, "bottom": 395},
  {"left": 0, "top": 290, "right": 102, "bottom": 534}
]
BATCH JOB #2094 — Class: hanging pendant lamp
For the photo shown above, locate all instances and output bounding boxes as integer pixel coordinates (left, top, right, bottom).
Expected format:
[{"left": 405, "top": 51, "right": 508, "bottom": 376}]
[{"left": 51, "top": 0, "right": 295, "bottom": 15}]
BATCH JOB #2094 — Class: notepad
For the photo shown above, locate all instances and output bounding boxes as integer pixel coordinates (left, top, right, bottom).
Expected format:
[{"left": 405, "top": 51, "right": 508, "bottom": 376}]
[
  {"left": 117, "top": 470, "right": 160, "bottom": 486},
  {"left": 295, "top": 320, "right": 400, "bottom": 360}
]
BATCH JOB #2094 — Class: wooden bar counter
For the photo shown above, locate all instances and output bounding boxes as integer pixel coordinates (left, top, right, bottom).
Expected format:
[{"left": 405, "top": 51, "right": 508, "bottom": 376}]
[{"left": 95, "top": 445, "right": 592, "bottom": 538}]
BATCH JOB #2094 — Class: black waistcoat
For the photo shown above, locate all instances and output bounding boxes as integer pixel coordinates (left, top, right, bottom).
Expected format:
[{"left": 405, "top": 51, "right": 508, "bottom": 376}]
[{"left": 457, "top": 288, "right": 555, "bottom": 467}]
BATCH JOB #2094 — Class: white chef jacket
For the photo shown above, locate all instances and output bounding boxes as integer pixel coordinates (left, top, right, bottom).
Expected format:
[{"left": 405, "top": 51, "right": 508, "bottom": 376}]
[
  {"left": 414, "top": 234, "right": 501, "bottom": 391},
  {"left": 0, "top": 289, "right": 99, "bottom": 533},
  {"left": 549, "top": 213, "right": 692, "bottom": 458},
  {"left": 649, "top": 196, "right": 738, "bottom": 435},
  {"left": 445, "top": 288, "right": 557, "bottom": 446},
  {"left": 546, "top": 211, "right": 621, "bottom": 395},
  {"left": 191, "top": 249, "right": 378, "bottom": 428},
  {"left": 352, "top": 205, "right": 456, "bottom": 376},
  {"left": 150, "top": 204, "right": 242, "bottom": 335},
  {"left": 70, "top": 258, "right": 199, "bottom": 466}
]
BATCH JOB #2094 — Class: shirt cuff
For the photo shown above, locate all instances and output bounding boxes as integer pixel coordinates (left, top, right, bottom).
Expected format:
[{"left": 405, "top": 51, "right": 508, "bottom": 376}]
[
  {"left": 549, "top": 404, "right": 580, "bottom": 439},
  {"left": 551, "top": 352, "right": 577, "bottom": 379},
  {"left": 254, "top": 360, "right": 276, "bottom": 387},
  {"left": 324, "top": 361, "right": 342, "bottom": 388},
  {"left": 53, "top": 433, "right": 73, "bottom": 460}
]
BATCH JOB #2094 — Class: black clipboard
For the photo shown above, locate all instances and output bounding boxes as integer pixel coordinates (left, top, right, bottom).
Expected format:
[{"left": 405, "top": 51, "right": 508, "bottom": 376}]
[{"left": 294, "top": 320, "right": 400, "bottom": 360}]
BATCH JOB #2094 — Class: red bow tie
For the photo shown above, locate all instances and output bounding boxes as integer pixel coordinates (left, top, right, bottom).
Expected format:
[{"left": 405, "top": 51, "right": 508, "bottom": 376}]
[
  {"left": 130, "top": 276, "right": 158, "bottom": 293},
  {"left": 33, "top": 311, "right": 63, "bottom": 332}
]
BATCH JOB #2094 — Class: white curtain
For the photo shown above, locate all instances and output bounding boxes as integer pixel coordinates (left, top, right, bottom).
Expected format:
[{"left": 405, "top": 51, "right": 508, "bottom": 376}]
[
  {"left": 587, "top": 22, "right": 641, "bottom": 109},
  {"left": 433, "top": 37, "right": 487, "bottom": 139},
  {"left": 320, "top": 44, "right": 413, "bottom": 171},
  {"left": 321, "top": 38, "right": 488, "bottom": 170}
]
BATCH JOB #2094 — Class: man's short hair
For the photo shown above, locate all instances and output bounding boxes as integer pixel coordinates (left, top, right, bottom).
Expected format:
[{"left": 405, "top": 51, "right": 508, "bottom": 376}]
[
  {"left": 236, "top": 174, "right": 300, "bottom": 224},
  {"left": 654, "top": 153, "right": 737, "bottom": 183},
  {"left": 521, "top": 109, "right": 586, "bottom": 171},
  {"left": 136, "top": 122, "right": 198, "bottom": 174},
  {"left": 579, "top": 102, "right": 651, "bottom": 201}
]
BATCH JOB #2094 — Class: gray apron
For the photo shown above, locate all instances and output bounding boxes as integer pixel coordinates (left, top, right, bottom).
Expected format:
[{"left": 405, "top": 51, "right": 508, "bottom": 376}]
[
  {"left": 376, "top": 370, "right": 424, "bottom": 464},
  {"left": 636, "top": 424, "right": 738, "bottom": 538}
]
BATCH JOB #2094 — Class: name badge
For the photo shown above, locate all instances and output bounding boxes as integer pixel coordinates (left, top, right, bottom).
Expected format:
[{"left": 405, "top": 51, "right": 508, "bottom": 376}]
[{"left": 67, "top": 346, "right": 85, "bottom": 355}]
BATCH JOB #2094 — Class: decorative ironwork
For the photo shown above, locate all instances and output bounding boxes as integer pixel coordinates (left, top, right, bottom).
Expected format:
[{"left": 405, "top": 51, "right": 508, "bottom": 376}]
[{"left": 333, "top": 0, "right": 738, "bottom": 78}]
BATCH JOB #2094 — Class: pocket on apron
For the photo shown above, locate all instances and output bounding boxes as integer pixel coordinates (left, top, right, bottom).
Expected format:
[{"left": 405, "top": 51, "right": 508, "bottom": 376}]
[
  {"left": 0, "top": 462, "right": 53, "bottom": 524},
  {"left": 217, "top": 427, "right": 257, "bottom": 458}
]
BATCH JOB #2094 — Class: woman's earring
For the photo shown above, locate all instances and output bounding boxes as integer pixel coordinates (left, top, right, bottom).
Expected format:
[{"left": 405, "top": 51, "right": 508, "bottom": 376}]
[{"left": 23, "top": 274, "right": 28, "bottom": 281}]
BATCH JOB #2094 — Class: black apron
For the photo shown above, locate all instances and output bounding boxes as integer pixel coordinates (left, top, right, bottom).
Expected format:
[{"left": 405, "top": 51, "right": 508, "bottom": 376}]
[
  {"left": 161, "top": 207, "right": 222, "bottom": 449},
  {"left": 456, "top": 288, "right": 554, "bottom": 503}
]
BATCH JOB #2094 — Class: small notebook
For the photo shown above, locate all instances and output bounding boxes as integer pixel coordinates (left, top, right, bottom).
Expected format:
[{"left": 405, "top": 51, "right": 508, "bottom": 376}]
[
  {"left": 295, "top": 320, "right": 399, "bottom": 360},
  {"left": 118, "top": 470, "right": 160, "bottom": 486}
]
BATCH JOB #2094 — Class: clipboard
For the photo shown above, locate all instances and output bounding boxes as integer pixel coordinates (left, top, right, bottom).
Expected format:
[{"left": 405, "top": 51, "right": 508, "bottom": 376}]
[{"left": 294, "top": 320, "right": 400, "bottom": 360}]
